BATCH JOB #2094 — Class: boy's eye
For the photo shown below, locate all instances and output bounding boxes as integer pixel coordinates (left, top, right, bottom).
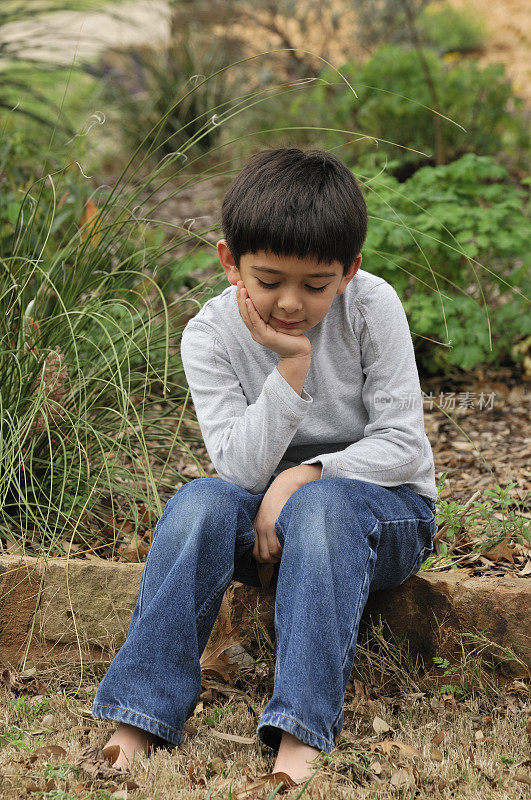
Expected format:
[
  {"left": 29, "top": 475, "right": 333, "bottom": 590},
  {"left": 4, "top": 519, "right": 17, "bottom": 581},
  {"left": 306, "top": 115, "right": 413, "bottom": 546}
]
[{"left": 257, "top": 279, "right": 327, "bottom": 293}]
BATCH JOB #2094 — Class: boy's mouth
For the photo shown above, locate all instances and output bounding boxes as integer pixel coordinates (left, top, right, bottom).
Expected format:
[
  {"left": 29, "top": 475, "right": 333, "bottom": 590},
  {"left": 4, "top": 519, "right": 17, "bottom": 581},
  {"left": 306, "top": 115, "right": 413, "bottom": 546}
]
[{"left": 271, "top": 317, "right": 304, "bottom": 328}]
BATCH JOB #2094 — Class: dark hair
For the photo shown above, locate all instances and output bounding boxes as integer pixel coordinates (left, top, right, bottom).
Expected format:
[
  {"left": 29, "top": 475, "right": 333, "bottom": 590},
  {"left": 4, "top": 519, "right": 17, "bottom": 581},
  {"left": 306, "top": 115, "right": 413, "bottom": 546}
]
[{"left": 221, "top": 147, "right": 368, "bottom": 276}]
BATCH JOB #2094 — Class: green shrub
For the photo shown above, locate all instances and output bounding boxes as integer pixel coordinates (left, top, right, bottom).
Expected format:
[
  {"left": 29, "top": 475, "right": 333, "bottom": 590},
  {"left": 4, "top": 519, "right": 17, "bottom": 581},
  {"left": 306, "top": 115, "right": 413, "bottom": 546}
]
[
  {"left": 361, "top": 152, "right": 529, "bottom": 373},
  {"left": 253, "top": 47, "right": 528, "bottom": 172},
  {"left": 416, "top": 1, "right": 488, "bottom": 54}
]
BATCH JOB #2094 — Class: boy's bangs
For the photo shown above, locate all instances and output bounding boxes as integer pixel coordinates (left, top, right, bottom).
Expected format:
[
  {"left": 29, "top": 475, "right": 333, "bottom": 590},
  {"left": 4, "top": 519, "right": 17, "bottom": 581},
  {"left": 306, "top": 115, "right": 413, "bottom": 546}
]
[{"left": 221, "top": 148, "right": 368, "bottom": 272}]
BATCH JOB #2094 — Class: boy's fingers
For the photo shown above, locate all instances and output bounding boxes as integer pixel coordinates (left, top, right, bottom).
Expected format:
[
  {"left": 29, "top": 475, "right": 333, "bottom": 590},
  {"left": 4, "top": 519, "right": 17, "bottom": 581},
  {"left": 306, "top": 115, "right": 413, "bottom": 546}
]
[{"left": 246, "top": 298, "right": 264, "bottom": 327}]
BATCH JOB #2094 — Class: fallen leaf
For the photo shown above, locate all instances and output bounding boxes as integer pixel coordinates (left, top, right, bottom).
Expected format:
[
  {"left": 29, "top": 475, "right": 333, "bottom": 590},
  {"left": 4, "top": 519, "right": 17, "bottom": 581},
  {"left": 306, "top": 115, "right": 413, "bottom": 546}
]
[
  {"left": 76, "top": 746, "right": 126, "bottom": 780},
  {"left": 430, "top": 747, "right": 444, "bottom": 762},
  {"left": 369, "top": 738, "right": 421, "bottom": 758},
  {"left": 372, "top": 716, "right": 392, "bottom": 734},
  {"left": 390, "top": 767, "right": 415, "bottom": 788},
  {"left": 188, "top": 759, "right": 208, "bottom": 786},
  {"left": 200, "top": 627, "right": 248, "bottom": 683},
  {"left": 483, "top": 533, "right": 515, "bottom": 563},
  {"left": 514, "top": 772, "right": 531, "bottom": 786},
  {"left": 431, "top": 730, "right": 445, "bottom": 746},
  {"left": 369, "top": 759, "right": 382, "bottom": 774},
  {"left": 209, "top": 730, "right": 255, "bottom": 744},
  {"left": 33, "top": 745, "right": 67, "bottom": 758},
  {"left": 209, "top": 757, "right": 226, "bottom": 775},
  {"left": 118, "top": 533, "right": 150, "bottom": 562}
]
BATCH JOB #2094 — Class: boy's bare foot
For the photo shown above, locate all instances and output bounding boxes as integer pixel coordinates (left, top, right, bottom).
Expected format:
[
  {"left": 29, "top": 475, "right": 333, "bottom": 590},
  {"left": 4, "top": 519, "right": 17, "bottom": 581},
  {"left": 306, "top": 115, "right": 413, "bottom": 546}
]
[
  {"left": 272, "top": 730, "right": 321, "bottom": 783},
  {"left": 103, "top": 722, "right": 159, "bottom": 771}
]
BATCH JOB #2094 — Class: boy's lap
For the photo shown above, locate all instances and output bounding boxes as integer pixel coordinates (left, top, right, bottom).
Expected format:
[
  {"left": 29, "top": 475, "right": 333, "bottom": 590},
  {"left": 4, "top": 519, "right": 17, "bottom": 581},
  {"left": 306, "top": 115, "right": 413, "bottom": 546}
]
[{"left": 230, "top": 476, "right": 436, "bottom": 591}]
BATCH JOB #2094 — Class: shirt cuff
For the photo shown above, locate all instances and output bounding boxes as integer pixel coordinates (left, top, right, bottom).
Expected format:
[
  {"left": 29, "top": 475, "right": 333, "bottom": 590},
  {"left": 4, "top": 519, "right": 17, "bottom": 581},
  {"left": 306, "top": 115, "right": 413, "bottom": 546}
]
[
  {"left": 300, "top": 453, "right": 338, "bottom": 478},
  {"left": 265, "top": 365, "right": 313, "bottom": 416}
]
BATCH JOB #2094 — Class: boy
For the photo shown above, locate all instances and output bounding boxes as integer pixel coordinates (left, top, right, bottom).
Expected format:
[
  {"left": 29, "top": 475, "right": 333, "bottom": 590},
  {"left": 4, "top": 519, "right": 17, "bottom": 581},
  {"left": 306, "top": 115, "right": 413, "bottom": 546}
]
[{"left": 92, "top": 147, "right": 438, "bottom": 788}]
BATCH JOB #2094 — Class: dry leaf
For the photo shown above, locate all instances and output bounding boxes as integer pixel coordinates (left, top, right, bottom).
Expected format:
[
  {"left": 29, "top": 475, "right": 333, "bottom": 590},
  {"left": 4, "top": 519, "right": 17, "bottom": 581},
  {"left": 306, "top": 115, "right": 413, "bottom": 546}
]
[
  {"left": 118, "top": 533, "right": 150, "bottom": 562},
  {"left": 33, "top": 745, "right": 67, "bottom": 758},
  {"left": 209, "top": 757, "right": 226, "bottom": 775},
  {"left": 80, "top": 200, "right": 102, "bottom": 246},
  {"left": 430, "top": 747, "right": 444, "bottom": 761},
  {"left": 200, "top": 627, "right": 247, "bottom": 683},
  {"left": 372, "top": 716, "right": 392, "bottom": 734},
  {"left": 514, "top": 771, "right": 531, "bottom": 786},
  {"left": 102, "top": 745, "right": 121, "bottom": 765},
  {"left": 431, "top": 730, "right": 445, "bottom": 747},
  {"left": 209, "top": 730, "right": 255, "bottom": 744},
  {"left": 188, "top": 759, "right": 208, "bottom": 786},
  {"left": 369, "top": 738, "right": 421, "bottom": 758},
  {"left": 483, "top": 533, "right": 515, "bottom": 563},
  {"left": 76, "top": 746, "right": 126, "bottom": 780},
  {"left": 390, "top": 767, "right": 415, "bottom": 788},
  {"left": 369, "top": 759, "right": 382, "bottom": 774}
]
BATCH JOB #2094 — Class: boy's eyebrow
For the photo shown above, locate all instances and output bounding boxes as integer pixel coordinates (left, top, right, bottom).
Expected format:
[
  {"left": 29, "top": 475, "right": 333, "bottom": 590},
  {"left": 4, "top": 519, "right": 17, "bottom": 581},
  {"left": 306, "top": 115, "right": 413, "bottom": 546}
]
[{"left": 251, "top": 265, "right": 337, "bottom": 278}]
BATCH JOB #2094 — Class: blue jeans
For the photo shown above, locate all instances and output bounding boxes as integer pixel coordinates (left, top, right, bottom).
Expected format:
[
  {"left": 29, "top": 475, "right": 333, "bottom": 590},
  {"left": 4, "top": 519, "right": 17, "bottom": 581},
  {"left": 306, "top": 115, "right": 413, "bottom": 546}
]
[{"left": 92, "top": 476, "right": 437, "bottom": 754}]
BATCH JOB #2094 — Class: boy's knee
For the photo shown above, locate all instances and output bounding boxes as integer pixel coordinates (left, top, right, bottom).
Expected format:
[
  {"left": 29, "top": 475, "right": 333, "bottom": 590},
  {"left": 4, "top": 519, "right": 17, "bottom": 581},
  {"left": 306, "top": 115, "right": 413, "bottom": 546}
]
[{"left": 162, "top": 476, "right": 242, "bottom": 522}]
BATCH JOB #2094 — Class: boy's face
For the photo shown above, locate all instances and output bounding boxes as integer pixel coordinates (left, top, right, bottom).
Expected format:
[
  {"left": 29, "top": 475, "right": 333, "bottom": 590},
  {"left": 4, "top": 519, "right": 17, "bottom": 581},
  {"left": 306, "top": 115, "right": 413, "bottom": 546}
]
[{"left": 217, "top": 240, "right": 362, "bottom": 335}]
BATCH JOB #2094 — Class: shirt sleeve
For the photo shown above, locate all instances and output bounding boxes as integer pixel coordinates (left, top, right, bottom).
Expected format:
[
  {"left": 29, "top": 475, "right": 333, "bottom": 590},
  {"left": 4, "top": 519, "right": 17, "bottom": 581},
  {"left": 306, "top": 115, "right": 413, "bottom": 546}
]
[
  {"left": 299, "top": 282, "right": 425, "bottom": 486},
  {"left": 180, "top": 323, "right": 313, "bottom": 493}
]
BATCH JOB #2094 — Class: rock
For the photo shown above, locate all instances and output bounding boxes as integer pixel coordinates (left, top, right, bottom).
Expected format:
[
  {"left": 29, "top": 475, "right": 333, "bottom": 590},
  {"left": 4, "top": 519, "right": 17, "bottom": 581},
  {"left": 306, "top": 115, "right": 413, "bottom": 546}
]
[
  {"left": 0, "top": 556, "right": 529, "bottom": 678},
  {"left": 0, "top": 555, "right": 143, "bottom": 664},
  {"left": 362, "top": 569, "right": 531, "bottom": 678}
]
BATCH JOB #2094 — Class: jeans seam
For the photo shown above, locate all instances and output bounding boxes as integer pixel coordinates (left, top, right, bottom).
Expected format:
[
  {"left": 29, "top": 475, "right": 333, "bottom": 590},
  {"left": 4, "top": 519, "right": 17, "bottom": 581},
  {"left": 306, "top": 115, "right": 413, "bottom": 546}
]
[
  {"left": 92, "top": 703, "right": 181, "bottom": 739},
  {"left": 196, "top": 569, "right": 233, "bottom": 625},
  {"left": 339, "top": 521, "right": 378, "bottom": 681},
  {"left": 259, "top": 712, "right": 332, "bottom": 748},
  {"left": 381, "top": 515, "right": 434, "bottom": 525}
]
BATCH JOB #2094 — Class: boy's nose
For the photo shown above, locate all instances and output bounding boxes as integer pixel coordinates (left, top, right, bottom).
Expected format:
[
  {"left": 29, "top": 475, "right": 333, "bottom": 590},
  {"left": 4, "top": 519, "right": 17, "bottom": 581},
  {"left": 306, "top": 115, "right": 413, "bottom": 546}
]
[{"left": 277, "top": 293, "right": 303, "bottom": 313}]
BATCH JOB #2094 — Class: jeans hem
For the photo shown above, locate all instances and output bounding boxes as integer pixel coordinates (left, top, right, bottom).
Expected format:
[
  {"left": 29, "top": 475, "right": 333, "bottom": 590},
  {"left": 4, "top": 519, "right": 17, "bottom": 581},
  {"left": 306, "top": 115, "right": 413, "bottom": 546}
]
[
  {"left": 257, "top": 713, "right": 335, "bottom": 754},
  {"left": 92, "top": 703, "right": 183, "bottom": 747}
]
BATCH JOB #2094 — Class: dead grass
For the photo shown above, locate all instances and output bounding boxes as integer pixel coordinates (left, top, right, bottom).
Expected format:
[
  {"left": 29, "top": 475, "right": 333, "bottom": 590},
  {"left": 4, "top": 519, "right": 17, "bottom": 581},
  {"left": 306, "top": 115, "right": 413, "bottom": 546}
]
[{"left": 1, "top": 622, "right": 529, "bottom": 800}]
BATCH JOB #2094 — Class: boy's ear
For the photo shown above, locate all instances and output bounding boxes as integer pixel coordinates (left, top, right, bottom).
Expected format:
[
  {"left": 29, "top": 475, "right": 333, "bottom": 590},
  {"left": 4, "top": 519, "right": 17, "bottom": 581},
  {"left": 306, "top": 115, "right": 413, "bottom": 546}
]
[
  {"left": 337, "top": 253, "right": 362, "bottom": 294},
  {"left": 217, "top": 239, "right": 240, "bottom": 285}
]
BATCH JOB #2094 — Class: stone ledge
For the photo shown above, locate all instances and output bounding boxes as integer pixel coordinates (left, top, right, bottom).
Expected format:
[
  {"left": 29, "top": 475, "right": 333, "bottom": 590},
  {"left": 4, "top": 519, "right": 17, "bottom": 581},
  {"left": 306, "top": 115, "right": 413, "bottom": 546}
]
[{"left": 0, "top": 555, "right": 529, "bottom": 677}]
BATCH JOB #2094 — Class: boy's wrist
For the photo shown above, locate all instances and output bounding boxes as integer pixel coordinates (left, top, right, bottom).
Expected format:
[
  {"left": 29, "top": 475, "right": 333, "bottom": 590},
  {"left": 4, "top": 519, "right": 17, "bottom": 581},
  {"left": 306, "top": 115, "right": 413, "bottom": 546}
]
[{"left": 277, "top": 462, "right": 322, "bottom": 489}]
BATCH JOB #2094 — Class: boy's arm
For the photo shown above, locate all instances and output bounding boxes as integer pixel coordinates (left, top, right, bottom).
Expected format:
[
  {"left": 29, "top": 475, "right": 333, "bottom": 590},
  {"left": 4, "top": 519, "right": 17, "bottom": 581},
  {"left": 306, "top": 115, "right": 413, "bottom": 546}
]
[
  {"left": 180, "top": 322, "right": 313, "bottom": 493},
  {"left": 299, "top": 282, "right": 426, "bottom": 485}
]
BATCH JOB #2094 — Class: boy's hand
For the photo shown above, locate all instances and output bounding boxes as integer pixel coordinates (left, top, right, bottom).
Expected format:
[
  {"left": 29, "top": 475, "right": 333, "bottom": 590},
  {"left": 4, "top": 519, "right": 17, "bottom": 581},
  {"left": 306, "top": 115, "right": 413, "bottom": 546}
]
[
  {"left": 251, "top": 464, "right": 322, "bottom": 586},
  {"left": 236, "top": 280, "right": 311, "bottom": 359}
]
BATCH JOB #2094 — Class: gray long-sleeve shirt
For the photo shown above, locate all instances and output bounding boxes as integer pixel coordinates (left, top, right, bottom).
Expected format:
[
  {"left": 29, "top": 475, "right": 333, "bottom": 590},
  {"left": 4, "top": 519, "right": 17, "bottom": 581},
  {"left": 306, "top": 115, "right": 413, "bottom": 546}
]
[{"left": 180, "top": 268, "right": 438, "bottom": 502}]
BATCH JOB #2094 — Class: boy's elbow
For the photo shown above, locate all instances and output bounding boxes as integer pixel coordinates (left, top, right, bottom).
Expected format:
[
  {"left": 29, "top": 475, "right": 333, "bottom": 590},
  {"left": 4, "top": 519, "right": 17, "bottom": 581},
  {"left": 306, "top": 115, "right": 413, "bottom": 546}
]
[{"left": 210, "top": 448, "right": 266, "bottom": 494}]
